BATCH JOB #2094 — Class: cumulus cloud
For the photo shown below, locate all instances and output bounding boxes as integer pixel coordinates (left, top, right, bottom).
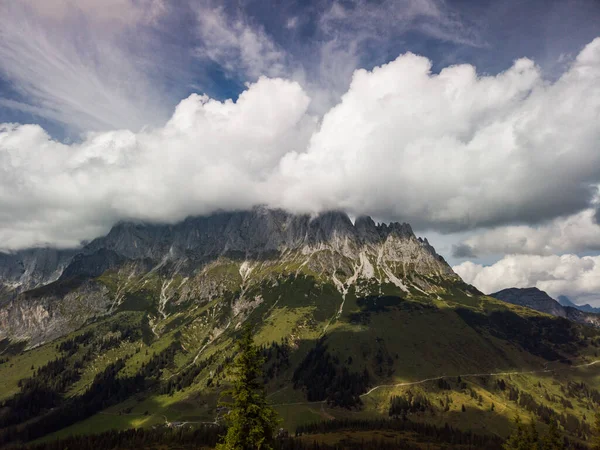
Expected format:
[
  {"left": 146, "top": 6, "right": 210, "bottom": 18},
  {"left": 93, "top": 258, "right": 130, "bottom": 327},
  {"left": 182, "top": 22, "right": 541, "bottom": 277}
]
[
  {"left": 301, "top": 0, "right": 483, "bottom": 114},
  {"left": 453, "top": 254, "right": 600, "bottom": 306},
  {"left": 453, "top": 209, "right": 600, "bottom": 257},
  {"left": 0, "top": 77, "right": 314, "bottom": 250},
  {"left": 276, "top": 39, "right": 600, "bottom": 230},
  {"left": 1, "top": 38, "right": 600, "bottom": 251}
]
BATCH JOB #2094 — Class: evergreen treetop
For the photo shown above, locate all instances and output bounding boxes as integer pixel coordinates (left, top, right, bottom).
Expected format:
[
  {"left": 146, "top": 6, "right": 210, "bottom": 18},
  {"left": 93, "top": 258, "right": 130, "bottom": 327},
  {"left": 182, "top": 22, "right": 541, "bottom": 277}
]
[{"left": 217, "top": 324, "right": 280, "bottom": 450}]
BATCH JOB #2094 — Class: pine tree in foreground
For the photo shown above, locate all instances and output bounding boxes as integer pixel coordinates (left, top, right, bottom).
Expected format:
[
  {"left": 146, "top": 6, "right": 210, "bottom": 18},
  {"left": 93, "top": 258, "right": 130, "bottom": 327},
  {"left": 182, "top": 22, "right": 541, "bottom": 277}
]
[{"left": 216, "top": 325, "right": 280, "bottom": 450}]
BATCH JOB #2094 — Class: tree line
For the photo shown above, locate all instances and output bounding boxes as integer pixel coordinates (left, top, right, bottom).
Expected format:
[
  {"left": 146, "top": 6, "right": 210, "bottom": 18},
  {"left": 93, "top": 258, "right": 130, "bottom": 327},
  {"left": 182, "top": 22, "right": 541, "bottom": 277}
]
[
  {"left": 0, "top": 341, "right": 182, "bottom": 445},
  {"left": 292, "top": 338, "right": 370, "bottom": 408}
]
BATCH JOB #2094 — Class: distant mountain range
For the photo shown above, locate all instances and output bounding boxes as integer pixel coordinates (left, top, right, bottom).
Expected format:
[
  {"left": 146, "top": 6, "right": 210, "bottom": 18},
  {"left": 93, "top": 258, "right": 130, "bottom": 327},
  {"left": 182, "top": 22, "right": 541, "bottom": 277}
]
[
  {"left": 557, "top": 295, "right": 600, "bottom": 314},
  {"left": 491, "top": 287, "right": 600, "bottom": 328}
]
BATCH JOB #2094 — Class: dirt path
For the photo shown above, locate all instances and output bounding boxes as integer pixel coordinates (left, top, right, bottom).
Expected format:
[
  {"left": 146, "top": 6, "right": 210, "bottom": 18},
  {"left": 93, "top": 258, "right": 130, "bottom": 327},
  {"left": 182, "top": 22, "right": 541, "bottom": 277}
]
[
  {"left": 270, "top": 357, "right": 600, "bottom": 407},
  {"left": 360, "top": 358, "right": 600, "bottom": 397}
]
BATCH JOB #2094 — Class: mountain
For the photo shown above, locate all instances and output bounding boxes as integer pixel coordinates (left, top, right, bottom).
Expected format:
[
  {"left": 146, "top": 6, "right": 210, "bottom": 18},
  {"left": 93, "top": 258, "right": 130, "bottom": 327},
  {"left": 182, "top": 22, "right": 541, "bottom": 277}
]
[
  {"left": 491, "top": 287, "right": 600, "bottom": 328},
  {"left": 1, "top": 208, "right": 600, "bottom": 448},
  {"left": 490, "top": 287, "right": 567, "bottom": 317},
  {"left": 0, "top": 208, "right": 455, "bottom": 346},
  {"left": 0, "top": 247, "right": 77, "bottom": 296},
  {"left": 558, "top": 295, "right": 600, "bottom": 314}
]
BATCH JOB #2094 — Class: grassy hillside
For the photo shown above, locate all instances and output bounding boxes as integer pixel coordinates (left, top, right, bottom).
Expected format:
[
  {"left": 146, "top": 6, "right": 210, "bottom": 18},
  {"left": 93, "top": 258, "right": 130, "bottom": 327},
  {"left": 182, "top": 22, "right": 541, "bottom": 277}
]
[{"left": 1, "top": 257, "right": 600, "bottom": 448}]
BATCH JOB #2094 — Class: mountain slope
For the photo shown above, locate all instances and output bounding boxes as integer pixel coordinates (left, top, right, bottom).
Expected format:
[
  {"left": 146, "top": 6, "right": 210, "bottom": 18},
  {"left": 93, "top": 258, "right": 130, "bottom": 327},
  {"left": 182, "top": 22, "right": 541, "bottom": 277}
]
[
  {"left": 558, "top": 295, "right": 600, "bottom": 314},
  {"left": 491, "top": 287, "right": 600, "bottom": 328},
  {"left": 0, "top": 208, "right": 599, "bottom": 447}
]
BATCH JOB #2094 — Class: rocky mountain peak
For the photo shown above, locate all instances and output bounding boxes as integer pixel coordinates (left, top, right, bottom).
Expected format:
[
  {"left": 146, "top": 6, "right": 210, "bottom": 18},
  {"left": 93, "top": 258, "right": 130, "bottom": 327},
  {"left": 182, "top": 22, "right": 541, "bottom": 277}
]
[
  {"left": 354, "top": 215, "right": 379, "bottom": 242},
  {"left": 1, "top": 208, "right": 456, "bottom": 299},
  {"left": 0, "top": 208, "right": 462, "bottom": 345}
]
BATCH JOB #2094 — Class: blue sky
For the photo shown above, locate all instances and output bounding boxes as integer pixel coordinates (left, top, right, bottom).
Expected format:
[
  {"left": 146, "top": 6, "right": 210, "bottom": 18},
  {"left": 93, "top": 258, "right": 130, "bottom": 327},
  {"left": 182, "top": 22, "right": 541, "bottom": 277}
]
[
  {"left": 3, "top": 0, "right": 598, "bottom": 138},
  {"left": 1, "top": 0, "right": 600, "bottom": 303}
]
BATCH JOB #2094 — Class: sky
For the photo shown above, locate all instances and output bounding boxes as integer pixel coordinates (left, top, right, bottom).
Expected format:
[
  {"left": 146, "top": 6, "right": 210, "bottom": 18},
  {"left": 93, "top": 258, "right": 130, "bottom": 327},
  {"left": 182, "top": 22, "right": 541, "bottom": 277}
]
[{"left": 1, "top": 0, "right": 600, "bottom": 305}]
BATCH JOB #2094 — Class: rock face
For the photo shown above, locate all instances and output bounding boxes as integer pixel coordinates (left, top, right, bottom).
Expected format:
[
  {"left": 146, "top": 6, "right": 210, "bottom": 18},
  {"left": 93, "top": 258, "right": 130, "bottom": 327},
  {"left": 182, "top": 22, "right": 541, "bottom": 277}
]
[
  {"left": 0, "top": 281, "right": 111, "bottom": 346},
  {"left": 491, "top": 287, "right": 600, "bottom": 328},
  {"left": 0, "top": 248, "right": 77, "bottom": 295},
  {"left": 64, "top": 208, "right": 455, "bottom": 279},
  {"left": 0, "top": 208, "right": 457, "bottom": 345}
]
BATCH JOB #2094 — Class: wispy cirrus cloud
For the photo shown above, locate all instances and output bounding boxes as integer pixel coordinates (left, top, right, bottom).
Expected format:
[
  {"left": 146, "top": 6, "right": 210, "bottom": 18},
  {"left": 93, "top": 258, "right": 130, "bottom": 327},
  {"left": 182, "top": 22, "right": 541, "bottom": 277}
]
[
  {"left": 0, "top": 0, "right": 174, "bottom": 133},
  {"left": 189, "top": 0, "right": 484, "bottom": 114},
  {"left": 0, "top": 0, "right": 483, "bottom": 133},
  {"left": 318, "top": 0, "right": 484, "bottom": 47},
  {"left": 193, "top": 3, "right": 289, "bottom": 80}
]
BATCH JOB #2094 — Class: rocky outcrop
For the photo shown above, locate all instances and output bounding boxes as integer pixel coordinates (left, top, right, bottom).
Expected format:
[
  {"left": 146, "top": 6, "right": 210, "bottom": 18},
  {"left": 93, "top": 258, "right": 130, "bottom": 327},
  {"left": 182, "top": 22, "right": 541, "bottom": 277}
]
[
  {"left": 0, "top": 248, "right": 77, "bottom": 295},
  {"left": 564, "top": 306, "right": 600, "bottom": 328},
  {"left": 0, "top": 280, "right": 111, "bottom": 347},
  {"left": 75, "top": 208, "right": 454, "bottom": 275}
]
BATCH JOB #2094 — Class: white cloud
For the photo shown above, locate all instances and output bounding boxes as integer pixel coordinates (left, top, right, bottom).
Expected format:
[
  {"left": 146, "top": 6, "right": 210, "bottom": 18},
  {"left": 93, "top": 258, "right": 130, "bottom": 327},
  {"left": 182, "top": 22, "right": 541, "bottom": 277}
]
[
  {"left": 17, "top": 0, "right": 166, "bottom": 25},
  {"left": 1, "top": 39, "right": 600, "bottom": 253},
  {"left": 276, "top": 38, "right": 600, "bottom": 229},
  {"left": 319, "top": 0, "right": 482, "bottom": 47},
  {"left": 189, "top": 0, "right": 482, "bottom": 116},
  {"left": 286, "top": 17, "right": 299, "bottom": 30},
  {"left": 453, "top": 254, "right": 600, "bottom": 306},
  {"left": 0, "top": 1, "right": 172, "bottom": 132},
  {"left": 193, "top": 4, "right": 288, "bottom": 79},
  {"left": 0, "top": 77, "right": 314, "bottom": 250},
  {"left": 454, "top": 209, "right": 600, "bottom": 257},
  {"left": 298, "top": 0, "right": 483, "bottom": 115}
]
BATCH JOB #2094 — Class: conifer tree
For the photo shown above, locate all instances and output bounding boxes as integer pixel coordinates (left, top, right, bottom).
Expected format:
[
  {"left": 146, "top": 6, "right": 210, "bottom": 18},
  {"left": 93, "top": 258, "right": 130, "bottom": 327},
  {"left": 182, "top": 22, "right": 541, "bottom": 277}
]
[
  {"left": 504, "top": 414, "right": 539, "bottom": 450},
  {"left": 540, "top": 418, "right": 563, "bottom": 450},
  {"left": 504, "top": 414, "right": 526, "bottom": 450},
  {"left": 591, "top": 412, "right": 600, "bottom": 450},
  {"left": 529, "top": 420, "right": 539, "bottom": 447},
  {"left": 217, "top": 325, "right": 280, "bottom": 450}
]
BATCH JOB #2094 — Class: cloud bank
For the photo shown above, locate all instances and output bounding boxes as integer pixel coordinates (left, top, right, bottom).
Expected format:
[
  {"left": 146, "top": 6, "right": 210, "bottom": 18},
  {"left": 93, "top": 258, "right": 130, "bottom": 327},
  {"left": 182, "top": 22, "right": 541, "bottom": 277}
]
[
  {"left": 1, "top": 38, "right": 600, "bottom": 252},
  {"left": 454, "top": 254, "right": 600, "bottom": 306},
  {"left": 452, "top": 209, "right": 600, "bottom": 258}
]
